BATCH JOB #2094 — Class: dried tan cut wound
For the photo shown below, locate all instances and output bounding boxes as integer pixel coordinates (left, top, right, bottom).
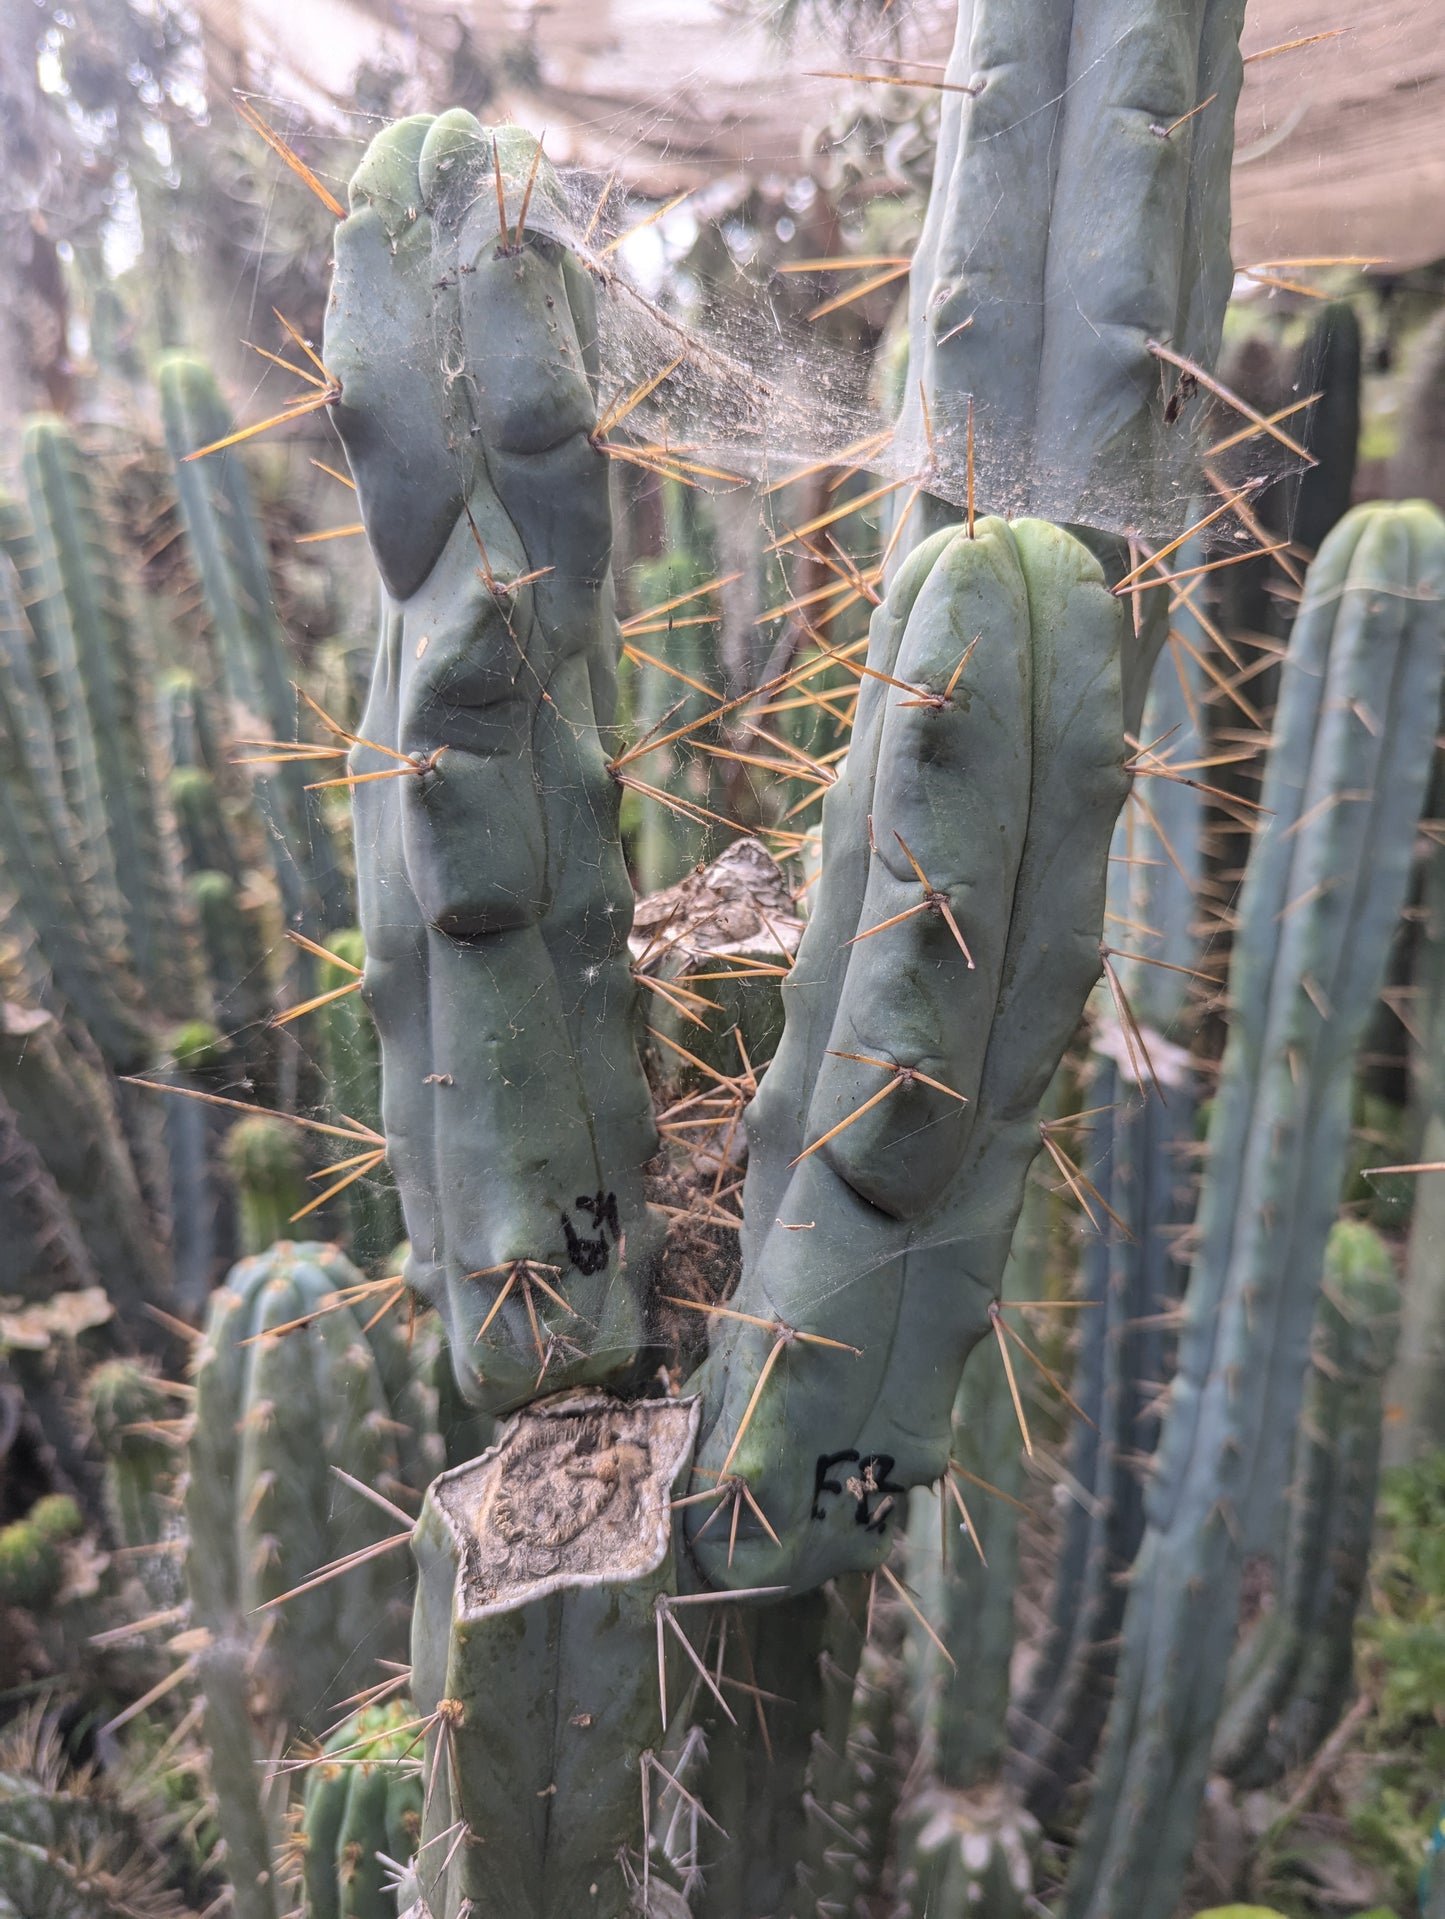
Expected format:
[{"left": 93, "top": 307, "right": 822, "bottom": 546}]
[{"left": 429, "top": 1392, "right": 699, "bottom": 1615}]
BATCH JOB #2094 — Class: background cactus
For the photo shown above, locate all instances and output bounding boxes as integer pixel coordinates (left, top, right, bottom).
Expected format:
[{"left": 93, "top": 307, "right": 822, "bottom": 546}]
[
  {"left": 21, "top": 415, "right": 201, "bottom": 1017},
  {"left": 894, "top": 0, "right": 1246, "bottom": 540},
  {"left": 158, "top": 352, "right": 351, "bottom": 937},
  {"left": 1015, "top": 624, "right": 1208, "bottom": 1819},
  {"left": 1212, "top": 1217, "right": 1400, "bottom": 1788},
  {"left": 1063, "top": 499, "right": 1445, "bottom": 1919},
  {"left": 296, "top": 1700, "right": 424, "bottom": 1919},
  {"left": 185, "top": 1241, "right": 441, "bottom": 1919}
]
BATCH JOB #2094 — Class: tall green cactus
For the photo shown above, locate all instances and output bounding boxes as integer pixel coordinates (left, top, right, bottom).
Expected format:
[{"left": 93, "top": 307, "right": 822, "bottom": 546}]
[
  {"left": 688, "top": 515, "right": 1127, "bottom": 1593},
  {"left": 1016, "top": 622, "right": 1207, "bottom": 1817},
  {"left": 1212, "top": 1217, "right": 1400, "bottom": 1787},
  {"left": 21, "top": 416, "right": 199, "bottom": 1015},
  {"left": 0, "top": 974, "right": 168, "bottom": 1326},
  {"left": 0, "top": 488, "right": 127, "bottom": 960},
  {"left": 1389, "top": 772, "right": 1445, "bottom": 1463},
  {"left": 323, "top": 113, "right": 663, "bottom": 1410},
  {"left": 0, "top": 553, "right": 149, "bottom": 1070},
  {"left": 896, "top": 0, "right": 1245, "bottom": 538},
  {"left": 158, "top": 353, "right": 351, "bottom": 933},
  {"left": 898, "top": 1131, "right": 1048, "bottom": 1913},
  {"left": 1063, "top": 499, "right": 1445, "bottom": 1919},
  {"left": 185, "top": 1241, "right": 442, "bottom": 1919}
]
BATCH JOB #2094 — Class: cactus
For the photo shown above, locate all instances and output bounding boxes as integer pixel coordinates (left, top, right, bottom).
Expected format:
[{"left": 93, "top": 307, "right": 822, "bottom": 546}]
[
  {"left": 1062, "top": 500, "right": 1445, "bottom": 1919},
  {"left": 21, "top": 415, "right": 199, "bottom": 1014},
  {"left": 222, "top": 1115, "right": 309, "bottom": 1256},
  {"left": 158, "top": 352, "right": 351, "bottom": 933},
  {"left": 88, "top": 1358, "right": 178, "bottom": 1555},
  {"left": 406, "top": 1393, "right": 698, "bottom": 1916},
  {"left": 1015, "top": 622, "right": 1207, "bottom": 1818},
  {"left": 0, "top": 1712, "right": 195, "bottom": 1919},
  {"left": 0, "top": 490, "right": 127, "bottom": 960},
  {"left": 297, "top": 1701, "right": 424, "bottom": 1919},
  {"left": 0, "top": 1495, "right": 83, "bottom": 1611},
  {"left": 314, "top": 930, "right": 405, "bottom": 1269},
  {"left": 1212, "top": 1218, "right": 1400, "bottom": 1787},
  {"left": 0, "top": 554, "right": 149, "bottom": 1071},
  {"left": 323, "top": 112, "right": 663, "bottom": 1410},
  {"left": 1292, "top": 300, "right": 1362, "bottom": 557},
  {"left": 896, "top": 1137, "right": 1049, "bottom": 1912},
  {"left": 185, "top": 1240, "right": 441, "bottom": 1919},
  {"left": 895, "top": 0, "right": 1245, "bottom": 538},
  {"left": 1389, "top": 766, "right": 1445, "bottom": 1463},
  {"left": 688, "top": 514, "right": 1127, "bottom": 1593},
  {"left": 0, "top": 1082, "right": 101, "bottom": 1297},
  {"left": 0, "top": 980, "right": 168, "bottom": 1326}
]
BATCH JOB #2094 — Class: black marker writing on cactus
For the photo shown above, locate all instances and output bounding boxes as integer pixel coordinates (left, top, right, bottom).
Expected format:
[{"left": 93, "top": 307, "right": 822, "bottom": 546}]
[{"left": 561, "top": 1190, "right": 620, "bottom": 1275}]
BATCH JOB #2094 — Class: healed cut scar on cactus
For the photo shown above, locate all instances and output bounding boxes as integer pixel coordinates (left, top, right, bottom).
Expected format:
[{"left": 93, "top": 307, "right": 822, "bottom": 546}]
[
  {"left": 324, "top": 112, "right": 664, "bottom": 1413},
  {"left": 684, "top": 515, "right": 1128, "bottom": 1594}
]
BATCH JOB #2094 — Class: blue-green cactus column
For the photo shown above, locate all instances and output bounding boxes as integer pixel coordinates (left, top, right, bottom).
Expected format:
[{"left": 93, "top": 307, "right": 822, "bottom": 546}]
[
  {"left": 1063, "top": 500, "right": 1445, "bottom": 1919},
  {"left": 686, "top": 515, "right": 1128, "bottom": 1595},
  {"left": 323, "top": 114, "right": 663, "bottom": 1412},
  {"left": 896, "top": 0, "right": 1245, "bottom": 539}
]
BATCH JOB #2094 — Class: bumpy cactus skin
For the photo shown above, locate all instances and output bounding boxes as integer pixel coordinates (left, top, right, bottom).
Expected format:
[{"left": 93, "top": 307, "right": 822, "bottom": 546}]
[
  {"left": 895, "top": 0, "right": 1245, "bottom": 535},
  {"left": 1213, "top": 1218, "right": 1400, "bottom": 1786},
  {"left": 186, "top": 1242, "right": 441, "bottom": 1919},
  {"left": 300, "top": 1702, "right": 423, "bottom": 1919},
  {"left": 324, "top": 114, "right": 663, "bottom": 1412},
  {"left": 688, "top": 516, "right": 1127, "bottom": 1593},
  {"left": 1064, "top": 501, "right": 1445, "bottom": 1919}
]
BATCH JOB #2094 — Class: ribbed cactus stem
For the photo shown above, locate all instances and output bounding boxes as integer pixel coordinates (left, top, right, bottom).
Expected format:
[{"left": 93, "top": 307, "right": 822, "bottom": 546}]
[
  {"left": 158, "top": 353, "right": 351, "bottom": 932},
  {"left": 0, "top": 487, "right": 125, "bottom": 949},
  {"left": 689, "top": 516, "right": 1127, "bottom": 1593},
  {"left": 185, "top": 1242, "right": 441, "bottom": 1919},
  {"left": 88, "top": 1358, "right": 177, "bottom": 1553},
  {"left": 1212, "top": 1218, "right": 1400, "bottom": 1786},
  {"left": 0, "top": 556, "right": 148, "bottom": 1069},
  {"left": 315, "top": 928, "right": 404, "bottom": 1268},
  {"left": 1063, "top": 500, "right": 1445, "bottom": 1919},
  {"left": 21, "top": 416, "right": 198, "bottom": 1013},
  {"left": 222, "top": 1116, "right": 307, "bottom": 1256},
  {"left": 896, "top": 0, "right": 1245, "bottom": 537},
  {"left": 0, "top": 978, "right": 167, "bottom": 1325},
  {"left": 1016, "top": 623, "right": 1206, "bottom": 1818},
  {"left": 324, "top": 113, "right": 662, "bottom": 1408},
  {"left": 299, "top": 1701, "right": 425, "bottom": 1919}
]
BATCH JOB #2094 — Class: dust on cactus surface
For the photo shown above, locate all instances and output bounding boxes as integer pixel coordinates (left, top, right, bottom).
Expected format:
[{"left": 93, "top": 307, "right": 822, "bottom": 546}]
[{"left": 0, "top": 5, "right": 1443, "bottom": 1918}]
